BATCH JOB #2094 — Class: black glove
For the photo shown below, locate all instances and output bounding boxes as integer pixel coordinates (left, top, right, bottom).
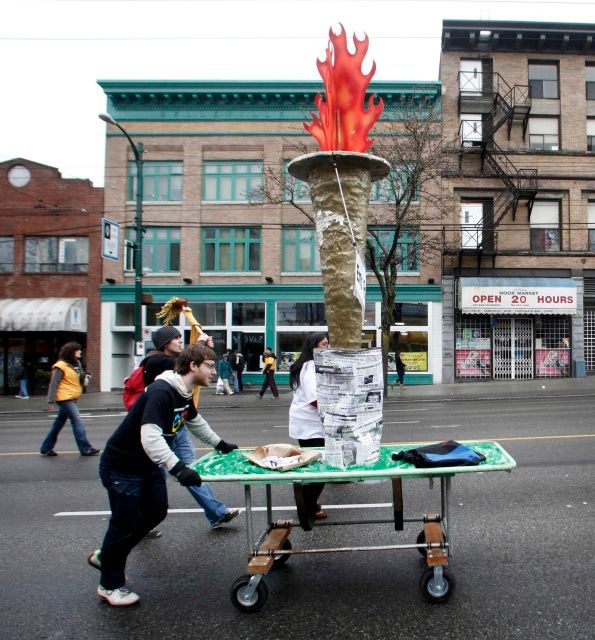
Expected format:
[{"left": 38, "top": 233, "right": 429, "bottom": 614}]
[
  {"left": 169, "top": 461, "right": 202, "bottom": 486},
  {"left": 215, "top": 440, "right": 238, "bottom": 454}
]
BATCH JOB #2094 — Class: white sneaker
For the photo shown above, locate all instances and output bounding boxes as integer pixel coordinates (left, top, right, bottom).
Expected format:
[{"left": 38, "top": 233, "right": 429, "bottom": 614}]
[{"left": 97, "top": 585, "right": 139, "bottom": 606}]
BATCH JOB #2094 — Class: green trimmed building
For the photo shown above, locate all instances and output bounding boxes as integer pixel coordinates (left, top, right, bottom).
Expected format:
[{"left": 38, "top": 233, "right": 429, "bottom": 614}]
[{"left": 98, "top": 80, "right": 444, "bottom": 390}]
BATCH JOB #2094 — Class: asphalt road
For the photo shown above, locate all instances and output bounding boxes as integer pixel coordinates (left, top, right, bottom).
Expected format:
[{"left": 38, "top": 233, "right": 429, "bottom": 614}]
[{"left": 0, "top": 395, "right": 593, "bottom": 640}]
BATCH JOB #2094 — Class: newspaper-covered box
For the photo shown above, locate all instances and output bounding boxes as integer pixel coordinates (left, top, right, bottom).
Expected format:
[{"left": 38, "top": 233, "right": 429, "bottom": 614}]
[{"left": 314, "top": 348, "right": 383, "bottom": 468}]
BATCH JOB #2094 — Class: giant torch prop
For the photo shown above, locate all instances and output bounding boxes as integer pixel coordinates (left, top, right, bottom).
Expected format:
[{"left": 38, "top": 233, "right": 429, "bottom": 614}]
[
  {"left": 155, "top": 297, "right": 204, "bottom": 407},
  {"left": 288, "top": 24, "right": 390, "bottom": 349}
]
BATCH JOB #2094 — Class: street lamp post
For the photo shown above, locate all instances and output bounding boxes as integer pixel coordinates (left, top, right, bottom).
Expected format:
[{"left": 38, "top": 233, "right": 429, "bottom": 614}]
[{"left": 99, "top": 113, "right": 144, "bottom": 355}]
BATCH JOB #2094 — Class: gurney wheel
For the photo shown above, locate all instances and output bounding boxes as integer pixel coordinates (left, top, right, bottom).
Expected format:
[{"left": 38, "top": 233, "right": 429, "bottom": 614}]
[
  {"left": 231, "top": 574, "right": 268, "bottom": 613},
  {"left": 272, "top": 539, "right": 292, "bottom": 568},
  {"left": 419, "top": 567, "right": 455, "bottom": 604}
]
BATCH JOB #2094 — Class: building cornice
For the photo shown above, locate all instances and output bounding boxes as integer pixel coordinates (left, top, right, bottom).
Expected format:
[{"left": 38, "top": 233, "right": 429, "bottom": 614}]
[
  {"left": 442, "top": 19, "right": 595, "bottom": 54},
  {"left": 98, "top": 80, "right": 441, "bottom": 122}
]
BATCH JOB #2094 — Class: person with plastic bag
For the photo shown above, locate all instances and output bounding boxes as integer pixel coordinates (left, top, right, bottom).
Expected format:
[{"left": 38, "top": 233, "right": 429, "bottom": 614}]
[
  {"left": 288, "top": 332, "right": 329, "bottom": 520},
  {"left": 216, "top": 352, "right": 235, "bottom": 395},
  {"left": 88, "top": 343, "right": 237, "bottom": 606}
]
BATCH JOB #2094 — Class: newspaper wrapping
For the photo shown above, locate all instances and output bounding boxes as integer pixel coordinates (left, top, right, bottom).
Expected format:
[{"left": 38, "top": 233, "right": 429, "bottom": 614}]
[{"left": 314, "top": 348, "right": 383, "bottom": 468}]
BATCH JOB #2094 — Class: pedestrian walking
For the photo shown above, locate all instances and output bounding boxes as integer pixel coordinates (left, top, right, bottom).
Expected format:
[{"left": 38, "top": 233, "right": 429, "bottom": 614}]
[
  {"left": 288, "top": 332, "right": 329, "bottom": 519},
  {"left": 15, "top": 358, "right": 33, "bottom": 399},
  {"left": 258, "top": 347, "right": 278, "bottom": 398},
  {"left": 230, "top": 350, "right": 245, "bottom": 392},
  {"left": 217, "top": 353, "right": 235, "bottom": 395},
  {"left": 87, "top": 342, "right": 238, "bottom": 606},
  {"left": 140, "top": 325, "right": 239, "bottom": 532},
  {"left": 41, "top": 342, "right": 100, "bottom": 457},
  {"left": 395, "top": 351, "right": 406, "bottom": 386}
]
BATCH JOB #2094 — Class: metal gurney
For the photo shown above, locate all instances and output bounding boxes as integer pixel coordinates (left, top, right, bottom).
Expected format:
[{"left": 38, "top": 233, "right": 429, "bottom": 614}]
[{"left": 192, "top": 441, "right": 516, "bottom": 612}]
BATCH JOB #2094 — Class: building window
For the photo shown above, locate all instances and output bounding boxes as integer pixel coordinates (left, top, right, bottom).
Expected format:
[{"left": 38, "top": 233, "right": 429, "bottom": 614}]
[
  {"left": 366, "top": 226, "right": 420, "bottom": 272},
  {"left": 201, "top": 227, "right": 261, "bottom": 272},
  {"left": 0, "top": 237, "right": 14, "bottom": 272},
  {"left": 128, "top": 161, "right": 183, "bottom": 202},
  {"left": 587, "top": 64, "right": 595, "bottom": 100},
  {"left": 283, "top": 161, "right": 310, "bottom": 202},
  {"left": 202, "top": 161, "right": 263, "bottom": 202},
  {"left": 277, "top": 302, "right": 326, "bottom": 326},
  {"left": 530, "top": 201, "right": 560, "bottom": 252},
  {"left": 588, "top": 119, "right": 595, "bottom": 152},
  {"left": 528, "top": 63, "right": 558, "bottom": 99},
  {"left": 588, "top": 202, "right": 595, "bottom": 251},
  {"left": 528, "top": 117, "right": 559, "bottom": 151},
  {"left": 282, "top": 227, "right": 320, "bottom": 272},
  {"left": 232, "top": 302, "right": 265, "bottom": 325},
  {"left": 535, "top": 316, "right": 571, "bottom": 378},
  {"left": 370, "top": 166, "right": 420, "bottom": 203},
  {"left": 24, "top": 237, "right": 88, "bottom": 273},
  {"left": 126, "top": 227, "right": 180, "bottom": 273}
]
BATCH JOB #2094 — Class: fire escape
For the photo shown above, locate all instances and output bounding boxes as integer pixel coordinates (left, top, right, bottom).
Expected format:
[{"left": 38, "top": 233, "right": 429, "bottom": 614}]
[{"left": 456, "top": 71, "right": 539, "bottom": 272}]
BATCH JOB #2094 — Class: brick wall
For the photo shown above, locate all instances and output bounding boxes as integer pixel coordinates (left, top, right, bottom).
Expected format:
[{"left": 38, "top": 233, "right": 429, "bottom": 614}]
[{"left": 0, "top": 159, "right": 104, "bottom": 389}]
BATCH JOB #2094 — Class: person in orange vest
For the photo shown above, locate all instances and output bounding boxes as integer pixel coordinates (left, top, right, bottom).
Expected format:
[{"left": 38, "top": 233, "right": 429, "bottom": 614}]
[
  {"left": 41, "top": 342, "right": 100, "bottom": 457},
  {"left": 257, "top": 347, "right": 279, "bottom": 399}
]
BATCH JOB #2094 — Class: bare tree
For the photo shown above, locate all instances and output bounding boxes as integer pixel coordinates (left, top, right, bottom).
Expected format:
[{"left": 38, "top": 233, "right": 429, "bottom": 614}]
[{"left": 252, "top": 100, "right": 455, "bottom": 389}]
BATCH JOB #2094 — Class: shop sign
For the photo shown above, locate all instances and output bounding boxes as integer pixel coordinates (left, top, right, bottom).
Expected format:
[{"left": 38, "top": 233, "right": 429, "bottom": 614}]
[{"left": 460, "top": 279, "right": 576, "bottom": 315}]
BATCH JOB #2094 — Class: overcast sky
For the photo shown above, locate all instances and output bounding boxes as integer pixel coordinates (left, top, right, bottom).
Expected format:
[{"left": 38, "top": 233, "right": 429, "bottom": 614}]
[{"left": 1, "top": 0, "right": 591, "bottom": 187}]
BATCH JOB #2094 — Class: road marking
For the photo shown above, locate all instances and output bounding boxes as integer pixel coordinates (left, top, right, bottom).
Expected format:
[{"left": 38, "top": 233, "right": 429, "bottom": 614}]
[
  {"left": 2, "top": 433, "right": 594, "bottom": 457},
  {"left": 429, "top": 425, "right": 461, "bottom": 429},
  {"left": 54, "top": 503, "right": 395, "bottom": 517},
  {"left": 384, "top": 409, "right": 428, "bottom": 413},
  {"left": 6, "top": 413, "right": 126, "bottom": 424}
]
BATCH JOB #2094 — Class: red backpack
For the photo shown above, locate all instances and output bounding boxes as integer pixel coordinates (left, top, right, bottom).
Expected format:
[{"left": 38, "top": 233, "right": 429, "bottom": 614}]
[{"left": 122, "top": 364, "right": 147, "bottom": 410}]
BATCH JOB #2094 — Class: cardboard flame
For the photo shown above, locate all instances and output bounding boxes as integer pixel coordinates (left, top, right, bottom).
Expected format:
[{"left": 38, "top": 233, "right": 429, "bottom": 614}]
[{"left": 305, "top": 24, "right": 384, "bottom": 153}]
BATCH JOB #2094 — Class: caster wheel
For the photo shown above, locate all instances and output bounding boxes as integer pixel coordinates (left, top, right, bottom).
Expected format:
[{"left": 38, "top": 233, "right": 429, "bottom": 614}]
[
  {"left": 272, "top": 538, "right": 292, "bottom": 569},
  {"left": 419, "top": 567, "right": 455, "bottom": 604},
  {"left": 230, "top": 574, "right": 268, "bottom": 613}
]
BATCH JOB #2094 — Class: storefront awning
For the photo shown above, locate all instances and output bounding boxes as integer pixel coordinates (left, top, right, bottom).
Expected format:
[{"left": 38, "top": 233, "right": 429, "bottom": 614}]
[
  {"left": 459, "top": 278, "right": 577, "bottom": 315},
  {"left": 0, "top": 298, "right": 87, "bottom": 332}
]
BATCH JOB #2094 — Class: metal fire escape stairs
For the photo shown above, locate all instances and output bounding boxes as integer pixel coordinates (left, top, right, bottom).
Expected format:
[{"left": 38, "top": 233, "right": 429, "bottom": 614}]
[{"left": 458, "top": 72, "right": 538, "bottom": 272}]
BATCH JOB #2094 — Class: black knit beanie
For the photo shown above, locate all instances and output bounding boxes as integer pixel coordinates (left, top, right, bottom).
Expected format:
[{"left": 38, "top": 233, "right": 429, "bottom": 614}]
[{"left": 152, "top": 325, "right": 181, "bottom": 351}]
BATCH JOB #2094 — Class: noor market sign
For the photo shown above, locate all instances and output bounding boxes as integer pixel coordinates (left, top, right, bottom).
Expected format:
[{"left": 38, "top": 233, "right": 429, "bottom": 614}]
[{"left": 459, "top": 277, "right": 577, "bottom": 315}]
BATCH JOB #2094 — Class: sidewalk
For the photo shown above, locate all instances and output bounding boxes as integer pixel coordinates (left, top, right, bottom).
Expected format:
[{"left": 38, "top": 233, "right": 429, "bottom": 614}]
[{"left": 1, "top": 376, "right": 593, "bottom": 414}]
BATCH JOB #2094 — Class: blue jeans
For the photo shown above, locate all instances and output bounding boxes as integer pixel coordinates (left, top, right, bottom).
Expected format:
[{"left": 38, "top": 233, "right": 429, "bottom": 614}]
[
  {"left": 18, "top": 380, "right": 29, "bottom": 397},
  {"left": 171, "top": 428, "right": 228, "bottom": 526},
  {"left": 40, "top": 400, "right": 94, "bottom": 454},
  {"left": 99, "top": 463, "right": 167, "bottom": 589}
]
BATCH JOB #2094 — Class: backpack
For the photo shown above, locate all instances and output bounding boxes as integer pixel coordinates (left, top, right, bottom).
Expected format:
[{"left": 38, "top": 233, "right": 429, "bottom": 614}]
[
  {"left": 391, "top": 440, "right": 486, "bottom": 469},
  {"left": 122, "top": 364, "right": 147, "bottom": 410}
]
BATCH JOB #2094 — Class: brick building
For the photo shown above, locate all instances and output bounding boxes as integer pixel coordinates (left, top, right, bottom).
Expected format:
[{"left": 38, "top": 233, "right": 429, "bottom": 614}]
[
  {"left": 440, "top": 20, "right": 595, "bottom": 382},
  {"left": 0, "top": 159, "right": 103, "bottom": 395},
  {"left": 98, "top": 80, "right": 444, "bottom": 390}
]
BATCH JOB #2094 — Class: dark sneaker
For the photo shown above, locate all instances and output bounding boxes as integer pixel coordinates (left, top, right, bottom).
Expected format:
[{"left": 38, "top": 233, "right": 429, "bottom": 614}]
[
  {"left": 87, "top": 549, "right": 101, "bottom": 570},
  {"left": 97, "top": 585, "right": 139, "bottom": 606},
  {"left": 40, "top": 450, "right": 58, "bottom": 457},
  {"left": 211, "top": 508, "right": 240, "bottom": 529},
  {"left": 81, "top": 448, "right": 101, "bottom": 457}
]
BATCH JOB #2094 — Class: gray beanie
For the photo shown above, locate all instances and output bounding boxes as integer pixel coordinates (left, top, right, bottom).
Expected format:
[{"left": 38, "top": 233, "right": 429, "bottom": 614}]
[{"left": 151, "top": 325, "right": 181, "bottom": 351}]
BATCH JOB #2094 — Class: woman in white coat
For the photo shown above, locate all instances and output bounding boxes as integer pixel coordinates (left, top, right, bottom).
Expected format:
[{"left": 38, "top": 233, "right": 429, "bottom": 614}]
[{"left": 288, "top": 332, "right": 329, "bottom": 520}]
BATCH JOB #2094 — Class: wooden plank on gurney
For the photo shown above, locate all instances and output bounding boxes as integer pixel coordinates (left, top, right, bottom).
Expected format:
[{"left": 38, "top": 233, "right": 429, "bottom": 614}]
[{"left": 247, "top": 522, "right": 293, "bottom": 575}]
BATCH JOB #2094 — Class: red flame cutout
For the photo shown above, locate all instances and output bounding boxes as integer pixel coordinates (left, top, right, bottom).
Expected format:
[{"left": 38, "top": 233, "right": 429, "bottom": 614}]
[{"left": 305, "top": 24, "right": 384, "bottom": 153}]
